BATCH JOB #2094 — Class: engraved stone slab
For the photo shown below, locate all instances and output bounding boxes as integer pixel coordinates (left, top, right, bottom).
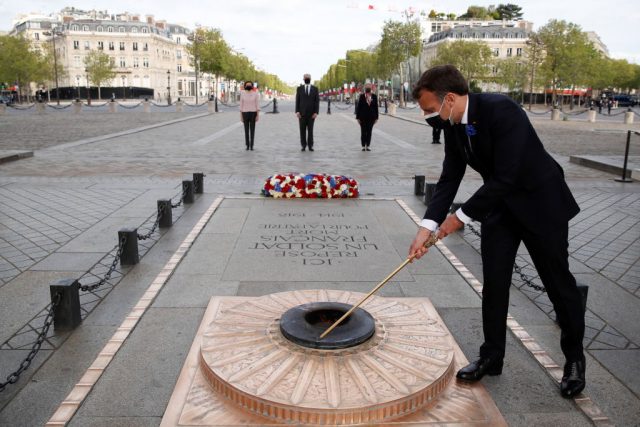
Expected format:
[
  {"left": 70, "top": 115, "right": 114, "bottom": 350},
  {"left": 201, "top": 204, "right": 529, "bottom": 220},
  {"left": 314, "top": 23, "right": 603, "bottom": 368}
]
[
  {"left": 221, "top": 200, "right": 413, "bottom": 282},
  {"left": 161, "top": 292, "right": 507, "bottom": 426}
]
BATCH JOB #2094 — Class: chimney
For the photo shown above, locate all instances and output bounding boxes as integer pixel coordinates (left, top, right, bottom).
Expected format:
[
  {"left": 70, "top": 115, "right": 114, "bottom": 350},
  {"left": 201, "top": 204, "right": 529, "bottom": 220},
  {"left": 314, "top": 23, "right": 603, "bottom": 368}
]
[
  {"left": 132, "top": 14, "right": 140, "bottom": 22},
  {"left": 146, "top": 15, "right": 155, "bottom": 25}
]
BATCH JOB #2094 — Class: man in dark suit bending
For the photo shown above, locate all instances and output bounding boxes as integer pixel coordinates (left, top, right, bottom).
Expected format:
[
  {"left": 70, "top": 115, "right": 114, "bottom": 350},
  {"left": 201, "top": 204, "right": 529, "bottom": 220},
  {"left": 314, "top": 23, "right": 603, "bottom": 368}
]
[
  {"left": 408, "top": 65, "right": 586, "bottom": 398},
  {"left": 295, "top": 73, "right": 320, "bottom": 151}
]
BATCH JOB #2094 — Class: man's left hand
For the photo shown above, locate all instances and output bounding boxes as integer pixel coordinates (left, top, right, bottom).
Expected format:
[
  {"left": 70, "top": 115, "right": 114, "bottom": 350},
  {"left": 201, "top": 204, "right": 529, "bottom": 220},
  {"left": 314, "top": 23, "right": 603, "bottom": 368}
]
[
  {"left": 311, "top": 113, "right": 318, "bottom": 119},
  {"left": 437, "top": 214, "right": 464, "bottom": 240}
]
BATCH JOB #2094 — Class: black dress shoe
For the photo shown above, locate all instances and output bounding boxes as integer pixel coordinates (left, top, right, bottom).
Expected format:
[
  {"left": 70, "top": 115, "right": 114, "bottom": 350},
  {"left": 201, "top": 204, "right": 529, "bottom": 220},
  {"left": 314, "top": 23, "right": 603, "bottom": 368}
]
[
  {"left": 561, "top": 358, "right": 585, "bottom": 398},
  {"left": 301, "top": 147, "right": 306, "bottom": 151},
  {"left": 432, "top": 141, "right": 441, "bottom": 144},
  {"left": 309, "top": 147, "right": 314, "bottom": 151},
  {"left": 456, "top": 357, "right": 503, "bottom": 382},
  {"left": 362, "top": 147, "right": 366, "bottom": 151}
]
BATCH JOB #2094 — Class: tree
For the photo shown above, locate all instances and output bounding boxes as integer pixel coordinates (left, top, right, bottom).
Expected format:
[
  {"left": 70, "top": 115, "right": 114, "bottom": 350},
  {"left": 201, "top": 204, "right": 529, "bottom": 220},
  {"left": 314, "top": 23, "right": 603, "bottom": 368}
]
[
  {"left": 458, "top": 6, "right": 492, "bottom": 20},
  {"left": 376, "top": 20, "right": 421, "bottom": 105},
  {"left": 524, "top": 32, "right": 545, "bottom": 110},
  {"left": 84, "top": 50, "right": 115, "bottom": 99},
  {"left": 191, "top": 28, "right": 231, "bottom": 100},
  {"left": 495, "top": 4, "right": 524, "bottom": 20},
  {"left": 345, "top": 50, "right": 377, "bottom": 84},
  {"left": 494, "top": 57, "right": 527, "bottom": 100},
  {"left": 430, "top": 40, "right": 493, "bottom": 83},
  {"left": 0, "top": 35, "right": 46, "bottom": 101}
]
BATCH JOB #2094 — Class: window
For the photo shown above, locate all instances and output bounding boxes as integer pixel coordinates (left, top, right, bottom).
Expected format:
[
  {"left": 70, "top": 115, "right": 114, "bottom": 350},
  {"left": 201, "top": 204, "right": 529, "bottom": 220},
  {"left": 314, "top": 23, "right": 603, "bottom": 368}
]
[
  {"left": 177, "top": 37, "right": 181, "bottom": 44},
  {"left": 176, "top": 50, "right": 182, "bottom": 59},
  {"left": 133, "top": 42, "right": 138, "bottom": 51},
  {"left": 120, "top": 42, "right": 125, "bottom": 51},
  {"left": 506, "top": 47, "right": 512, "bottom": 57},
  {"left": 516, "top": 48, "right": 523, "bottom": 56},
  {"left": 84, "top": 41, "right": 90, "bottom": 50},
  {"left": 74, "top": 56, "right": 81, "bottom": 66},
  {"left": 109, "top": 57, "right": 115, "bottom": 66},
  {"left": 143, "top": 42, "right": 148, "bottom": 51},
  {"left": 177, "top": 64, "right": 182, "bottom": 72},
  {"left": 493, "top": 48, "right": 500, "bottom": 57},
  {"left": 132, "top": 27, "right": 138, "bottom": 33},
  {"left": 142, "top": 27, "right": 148, "bottom": 33},
  {"left": 34, "top": 33, "right": 39, "bottom": 40},
  {"left": 97, "top": 41, "right": 104, "bottom": 50},
  {"left": 133, "top": 57, "right": 139, "bottom": 68},
  {"left": 118, "top": 26, "right": 125, "bottom": 33},
  {"left": 143, "top": 57, "right": 149, "bottom": 67},
  {"left": 71, "top": 24, "right": 79, "bottom": 31},
  {"left": 107, "top": 26, "right": 114, "bottom": 32},
  {"left": 82, "top": 25, "right": 89, "bottom": 31},
  {"left": 108, "top": 41, "right": 114, "bottom": 50},
  {"left": 73, "top": 40, "right": 80, "bottom": 50},
  {"left": 492, "top": 66, "right": 498, "bottom": 74},
  {"left": 119, "top": 57, "right": 126, "bottom": 67},
  {"left": 97, "top": 25, "right": 103, "bottom": 32}
]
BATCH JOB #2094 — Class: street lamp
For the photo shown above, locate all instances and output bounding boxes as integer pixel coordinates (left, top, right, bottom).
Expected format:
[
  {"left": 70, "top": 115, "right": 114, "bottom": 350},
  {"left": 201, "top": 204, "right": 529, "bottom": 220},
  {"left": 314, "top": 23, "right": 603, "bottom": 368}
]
[
  {"left": 43, "top": 27, "right": 63, "bottom": 105},
  {"left": 167, "top": 70, "right": 171, "bottom": 105},
  {"left": 84, "top": 68, "right": 91, "bottom": 105},
  {"left": 187, "top": 31, "right": 204, "bottom": 104}
]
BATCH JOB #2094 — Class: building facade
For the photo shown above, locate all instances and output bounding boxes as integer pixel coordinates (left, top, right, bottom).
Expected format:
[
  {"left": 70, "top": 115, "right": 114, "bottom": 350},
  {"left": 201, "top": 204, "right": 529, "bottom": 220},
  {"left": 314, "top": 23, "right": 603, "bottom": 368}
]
[{"left": 10, "top": 8, "right": 217, "bottom": 101}]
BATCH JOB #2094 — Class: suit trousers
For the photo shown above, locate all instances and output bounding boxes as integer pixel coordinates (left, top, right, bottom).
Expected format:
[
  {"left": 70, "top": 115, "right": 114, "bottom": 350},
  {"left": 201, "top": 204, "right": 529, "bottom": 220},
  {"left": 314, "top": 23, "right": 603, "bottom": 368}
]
[
  {"left": 359, "top": 120, "right": 375, "bottom": 147},
  {"left": 479, "top": 206, "right": 585, "bottom": 362},
  {"left": 299, "top": 115, "right": 315, "bottom": 148},
  {"left": 242, "top": 112, "right": 257, "bottom": 148}
]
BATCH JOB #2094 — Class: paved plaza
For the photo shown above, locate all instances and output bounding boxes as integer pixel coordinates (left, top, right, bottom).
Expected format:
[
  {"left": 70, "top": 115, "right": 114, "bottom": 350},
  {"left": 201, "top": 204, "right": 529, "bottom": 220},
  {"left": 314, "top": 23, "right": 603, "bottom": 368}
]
[{"left": 0, "top": 100, "right": 639, "bottom": 426}]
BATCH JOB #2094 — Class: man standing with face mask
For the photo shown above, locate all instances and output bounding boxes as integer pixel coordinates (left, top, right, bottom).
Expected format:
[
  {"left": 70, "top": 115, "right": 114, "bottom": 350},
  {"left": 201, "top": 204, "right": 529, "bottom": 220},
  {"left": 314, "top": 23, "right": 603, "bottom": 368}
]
[
  {"left": 295, "top": 73, "right": 320, "bottom": 151},
  {"left": 409, "top": 65, "right": 586, "bottom": 399}
]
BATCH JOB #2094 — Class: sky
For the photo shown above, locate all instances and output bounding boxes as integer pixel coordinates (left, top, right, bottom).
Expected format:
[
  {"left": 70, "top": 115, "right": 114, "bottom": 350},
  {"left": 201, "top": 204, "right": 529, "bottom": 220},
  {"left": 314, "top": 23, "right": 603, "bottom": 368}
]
[{"left": 1, "top": 0, "right": 638, "bottom": 85}]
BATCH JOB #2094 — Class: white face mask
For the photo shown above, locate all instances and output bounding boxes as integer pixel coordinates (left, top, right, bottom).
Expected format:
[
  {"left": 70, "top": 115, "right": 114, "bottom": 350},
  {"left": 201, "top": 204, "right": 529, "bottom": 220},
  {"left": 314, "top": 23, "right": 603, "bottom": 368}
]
[{"left": 424, "top": 98, "right": 445, "bottom": 120}]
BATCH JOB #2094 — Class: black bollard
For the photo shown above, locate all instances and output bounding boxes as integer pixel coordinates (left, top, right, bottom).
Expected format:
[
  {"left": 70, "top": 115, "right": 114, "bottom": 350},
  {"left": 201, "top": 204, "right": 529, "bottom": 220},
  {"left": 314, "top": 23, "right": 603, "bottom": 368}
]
[
  {"left": 118, "top": 228, "right": 139, "bottom": 265},
  {"left": 327, "top": 98, "right": 332, "bottom": 115},
  {"left": 272, "top": 98, "right": 279, "bottom": 114},
  {"left": 182, "top": 180, "right": 195, "bottom": 204},
  {"left": 50, "top": 278, "right": 81, "bottom": 331},
  {"left": 158, "top": 199, "right": 173, "bottom": 228},
  {"left": 384, "top": 98, "right": 388, "bottom": 114},
  {"left": 414, "top": 175, "right": 425, "bottom": 196},
  {"left": 615, "top": 130, "right": 634, "bottom": 182},
  {"left": 424, "top": 183, "right": 437, "bottom": 205},
  {"left": 214, "top": 96, "right": 218, "bottom": 113},
  {"left": 193, "top": 172, "right": 204, "bottom": 194}
]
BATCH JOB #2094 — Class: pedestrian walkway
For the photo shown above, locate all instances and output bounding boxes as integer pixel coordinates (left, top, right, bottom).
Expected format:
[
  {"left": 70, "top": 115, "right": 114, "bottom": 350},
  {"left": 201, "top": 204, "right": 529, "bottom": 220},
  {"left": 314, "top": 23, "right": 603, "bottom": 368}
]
[{"left": 0, "top": 100, "right": 638, "bottom": 426}]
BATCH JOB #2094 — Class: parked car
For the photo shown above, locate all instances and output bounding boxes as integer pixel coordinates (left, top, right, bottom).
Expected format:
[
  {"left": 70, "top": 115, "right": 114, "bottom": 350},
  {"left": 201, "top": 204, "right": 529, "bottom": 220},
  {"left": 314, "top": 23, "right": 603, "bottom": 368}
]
[{"left": 613, "top": 94, "right": 637, "bottom": 107}]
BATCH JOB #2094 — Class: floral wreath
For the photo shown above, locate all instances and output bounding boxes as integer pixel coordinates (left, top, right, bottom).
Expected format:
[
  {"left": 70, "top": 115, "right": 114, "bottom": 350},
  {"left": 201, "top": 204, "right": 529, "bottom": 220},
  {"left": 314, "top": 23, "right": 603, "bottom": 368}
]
[{"left": 262, "top": 173, "right": 359, "bottom": 198}]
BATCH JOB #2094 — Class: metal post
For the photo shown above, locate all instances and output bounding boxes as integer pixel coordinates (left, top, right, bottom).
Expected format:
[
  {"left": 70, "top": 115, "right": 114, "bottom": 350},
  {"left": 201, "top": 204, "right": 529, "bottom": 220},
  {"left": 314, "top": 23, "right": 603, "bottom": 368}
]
[
  {"left": 158, "top": 199, "right": 173, "bottom": 228},
  {"left": 214, "top": 95, "right": 218, "bottom": 112},
  {"left": 273, "top": 98, "right": 279, "bottom": 114},
  {"left": 327, "top": 98, "right": 332, "bottom": 115},
  {"left": 182, "top": 180, "right": 195, "bottom": 203},
  {"left": 50, "top": 278, "right": 81, "bottom": 331},
  {"left": 615, "top": 130, "right": 634, "bottom": 182},
  {"left": 424, "top": 183, "right": 437, "bottom": 205},
  {"left": 384, "top": 98, "right": 388, "bottom": 114},
  {"left": 118, "top": 228, "right": 139, "bottom": 265},
  {"left": 414, "top": 175, "right": 425, "bottom": 195},
  {"left": 193, "top": 172, "right": 204, "bottom": 194}
]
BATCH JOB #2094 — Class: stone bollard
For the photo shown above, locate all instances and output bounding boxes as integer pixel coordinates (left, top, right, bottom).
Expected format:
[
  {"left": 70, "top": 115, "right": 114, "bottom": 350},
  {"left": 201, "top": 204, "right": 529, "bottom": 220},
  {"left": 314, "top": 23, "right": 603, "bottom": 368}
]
[
  {"left": 109, "top": 100, "right": 116, "bottom": 113},
  {"left": 182, "top": 180, "right": 194, "bottom": 203},
  {"left": 73, "top": 100, "right": 82, "bottom": 114},
  {"left": 207, "top": 100, "right": 214, "bottom": 113},
  {"left": 0, "top": 104, "right": 5, "bottom": 114},
  {"left": 588, "top": 110, "right": 596, "bottom": 123},
  {"left": 388, "top": 102, "right": 397, "bottom": 116},
  {"left": 624, "top": 109, "right": 634, "bottom": 124},
  {"left": 551, "top": 108, "right": 561, "bottom": 121},
  {"left": 158, "top": 199, "right": 173, "bottom": 228},
  {"left": 414, "top": 175, "right": 425, "bottom": 196},
  {"left": 176, "top": 100, "right": 184, "bottom": 112},
  {"left": 118, "top": 228, "right": 139, "bottom": 266},
  {"left": 50, "top": 278, "right": 82, "bottom": 331},
  {"left": 193, "top": 172, "right": 204, "bottom": 194},
  {"left": 424, "top": 183, "right": 437, "bottom": 205},
  {"left": 36, "top": 103, "right": 46, "bottom": 114},
  {"left": 143, "top": 100, "right": 150, "bottom": 113}
]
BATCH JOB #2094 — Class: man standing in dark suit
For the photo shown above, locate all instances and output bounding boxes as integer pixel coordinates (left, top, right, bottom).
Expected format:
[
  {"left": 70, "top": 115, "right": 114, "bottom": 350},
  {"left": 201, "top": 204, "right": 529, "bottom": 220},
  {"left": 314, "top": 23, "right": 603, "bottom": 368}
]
[
  {"left": 295, "top": 73, "right": 320, "bottom": 151},
  {"left": 355, "top": 84, "right": 379, "bottom": 151},
  {"left": 408, "top": 65, "right": 586, "bottom": 398}
]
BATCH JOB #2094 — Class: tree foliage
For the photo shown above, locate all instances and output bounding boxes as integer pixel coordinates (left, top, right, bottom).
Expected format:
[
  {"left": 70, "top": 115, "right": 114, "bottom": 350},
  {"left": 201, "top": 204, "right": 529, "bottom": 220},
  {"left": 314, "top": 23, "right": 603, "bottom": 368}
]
[
  {"left": 0, "top": 35, "right": 47, "bottom": 98},
  {"left": 495, "top": 4, "right": 523, "bottom": 20},
  {"left": 84, "top": 50, "right": 116, "bottom": 98},
  {"left": 430, "top": 40, "right": 494, "bottom": 82}
]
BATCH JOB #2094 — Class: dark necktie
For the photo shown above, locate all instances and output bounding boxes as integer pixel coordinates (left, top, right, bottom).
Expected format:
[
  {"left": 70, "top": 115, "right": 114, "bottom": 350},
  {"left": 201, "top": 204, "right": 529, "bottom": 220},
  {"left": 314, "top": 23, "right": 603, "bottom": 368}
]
[{"left": 306, "top": 85, "right": 309, "bottom": 95}]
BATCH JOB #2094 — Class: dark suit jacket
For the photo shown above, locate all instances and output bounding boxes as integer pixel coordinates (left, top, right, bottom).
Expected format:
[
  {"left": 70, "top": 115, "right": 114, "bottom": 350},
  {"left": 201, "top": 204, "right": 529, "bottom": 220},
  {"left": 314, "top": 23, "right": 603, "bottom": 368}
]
[
  {"left": 356, "top": 93, "right": 379, "bottom": 121},
  {"left": 425, "top": 93, "right": 579, "bottom": 233},
  {"left": 295, "top": 84, "right": 320, "bottom": 118}
]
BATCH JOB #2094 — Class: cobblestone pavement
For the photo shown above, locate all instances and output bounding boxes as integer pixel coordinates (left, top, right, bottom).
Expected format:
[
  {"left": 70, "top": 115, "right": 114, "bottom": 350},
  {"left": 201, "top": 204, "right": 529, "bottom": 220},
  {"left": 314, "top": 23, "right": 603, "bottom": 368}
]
[{"left": 0, "top": 100, "right": 638, "bottom": 425}]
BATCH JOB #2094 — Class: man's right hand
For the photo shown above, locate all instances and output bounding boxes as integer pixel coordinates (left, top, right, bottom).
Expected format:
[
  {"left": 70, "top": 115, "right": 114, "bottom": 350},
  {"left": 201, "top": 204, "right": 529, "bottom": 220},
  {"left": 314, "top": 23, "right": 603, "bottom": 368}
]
[
  {"left": 408, "top": 227, "right": 433, "bottom": 261},
  {"left": 296, "top": 112, "right": 301, "bottom": 119}
]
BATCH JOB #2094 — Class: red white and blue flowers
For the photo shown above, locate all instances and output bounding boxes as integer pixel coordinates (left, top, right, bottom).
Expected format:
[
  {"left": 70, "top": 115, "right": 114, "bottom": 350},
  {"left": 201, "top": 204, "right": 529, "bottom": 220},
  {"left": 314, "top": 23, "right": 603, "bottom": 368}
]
[{"left": 262, "top": 173, "right": 359, "bottom": 198}]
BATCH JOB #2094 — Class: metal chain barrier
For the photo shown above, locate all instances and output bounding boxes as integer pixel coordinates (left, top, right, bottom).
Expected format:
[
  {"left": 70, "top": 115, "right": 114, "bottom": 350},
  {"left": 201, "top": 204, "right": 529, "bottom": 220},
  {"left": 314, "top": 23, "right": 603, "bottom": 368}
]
[
  {"left": 466, "top": 221, "right": 546, "bottom": 293},
  {"left": 526, "top": 108, "right": 553, "bottom": 115},
  {"left": 331, "top": 103, "right": 353, "bottom": 110},
  {"left": 597, "top": 109, "right": 628, "bottom": 116},
  {"left": 150, "top": 101, "right": 174, "bottom": 108},
  {"left": 398, "top": 104, "right": 418, "bottom": 110},
  {"left": 183, "top": 101, "right": 208, "bottom": 107},
  {"left": 79, "top": 234, "right": 127, "bottom": 292},
  {"left": 84, "top": 102, "right": 110, "bottom": 108},
  {"left": 45, "top": 103, "right": 74, "bottom": 110},
  {"left": 562, "top": 109, "right": 589, "bottom": 116},
  {"left": 219, "top": 101, "right": 239, "bottom": 108},
  {"left": 171, "top": 186, "right": 186, "bottom": 208},
  {"left": 137, "top": 205, "right": 163, "bottom": 240},
  {"left": 0, "top": 292, "right": 61, "bottom": 393},
  {"left": 116, "top": 102, "right": 143, "bottom": 109},
  {"left": 260, "top": 100, "right": 273, "bottom": 109},
  {"left": 7, "top": 103, "right": 36, "bottom": 110}
]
